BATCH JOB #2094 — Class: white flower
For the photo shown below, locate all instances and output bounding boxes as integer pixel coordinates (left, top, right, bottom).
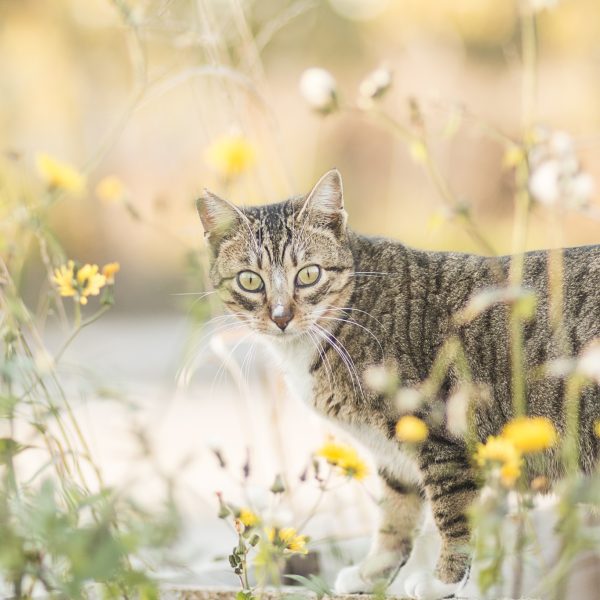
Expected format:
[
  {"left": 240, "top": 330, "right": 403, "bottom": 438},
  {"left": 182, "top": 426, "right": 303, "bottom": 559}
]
[
  {"left": 577, "top": 342, "right": 600, "bottom": 383},
  {"left": 529, "top": 159, "right": 561, "bottom": 205},
  {"left": 359, "top": 66, "right": 392, "bottom": 101},
  {"left": 299, "top": 68, "right": 338, "bottom": 114},
  {"left": 528, "top": 129, "right": 595, "bottom": 208}
]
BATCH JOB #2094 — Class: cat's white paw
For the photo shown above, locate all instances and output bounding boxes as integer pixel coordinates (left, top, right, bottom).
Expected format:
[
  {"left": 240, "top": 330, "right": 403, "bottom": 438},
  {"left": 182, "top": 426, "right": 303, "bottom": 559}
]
[
  {"left": 334, "top": 565, "right": 375, "bottom": 594},
  {"left": 404, "top": 571, "right": 465, "bottom": 600}
]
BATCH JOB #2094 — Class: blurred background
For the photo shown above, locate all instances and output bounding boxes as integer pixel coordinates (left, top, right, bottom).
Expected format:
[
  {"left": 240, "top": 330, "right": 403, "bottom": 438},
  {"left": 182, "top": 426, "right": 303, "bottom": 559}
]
[{"left": 2, "top": 0, "right": 600, "bottom": 594}]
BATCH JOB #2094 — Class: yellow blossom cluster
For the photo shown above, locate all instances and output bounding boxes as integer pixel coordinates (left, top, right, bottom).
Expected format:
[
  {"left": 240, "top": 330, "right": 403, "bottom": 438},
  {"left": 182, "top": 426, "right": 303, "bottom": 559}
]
[
  {"left": 52, "top": 260, "right": 120, "bottom": 305},
  {"left": 396, "top": 415, "right": 429, "bottom": 443},
  {"left": 316, "top": 438, "right": 368, "bottom": 480},
  {"left": 475, "top": 416, "right": 557, "bottom": 487},
  {"left": 204, "top": 134, "right": 256, "bottom": 179},
  {"left": 267, "top": 527, "right": 308, "bottom": 555}
]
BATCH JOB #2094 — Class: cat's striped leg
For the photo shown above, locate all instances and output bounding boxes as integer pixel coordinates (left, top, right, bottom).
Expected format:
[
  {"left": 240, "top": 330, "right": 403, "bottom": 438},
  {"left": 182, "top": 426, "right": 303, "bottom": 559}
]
[
  {"left": 404, "top": 442, "right": 478, "bottom": 600},
  {"left": 335, "top": 469, "right": 424, "bottom": 594}
]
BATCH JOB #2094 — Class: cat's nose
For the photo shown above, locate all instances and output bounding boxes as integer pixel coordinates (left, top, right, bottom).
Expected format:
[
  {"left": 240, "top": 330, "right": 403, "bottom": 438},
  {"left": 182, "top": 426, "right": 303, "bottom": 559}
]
[{"left": 271, "top": 303, "right": 293, "bottom": 331}]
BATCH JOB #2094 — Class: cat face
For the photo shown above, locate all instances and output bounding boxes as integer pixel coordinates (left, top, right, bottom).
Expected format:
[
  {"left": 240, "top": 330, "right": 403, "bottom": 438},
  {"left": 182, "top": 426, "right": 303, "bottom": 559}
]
[{"left": 196, "top": 170, "right": 355, "bottom": 339}]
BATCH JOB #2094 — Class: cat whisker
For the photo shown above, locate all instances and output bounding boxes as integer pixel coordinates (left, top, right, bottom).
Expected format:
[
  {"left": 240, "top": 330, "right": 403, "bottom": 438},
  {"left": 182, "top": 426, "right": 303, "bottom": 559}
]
[
  {"left": 304, "top": 328, "right": 334, "bottom": 391},
  {"left": 315, "top": 315, "right": 384, "bottom": 359},
  {"left": 320, "top": 304, "right": 386, "bottom": 329},
  {"left": 169, "top": 290, "right": 217, "bottom": 298},
  {"left": 312, "top": 322, "right": 365, "bottom": 400},
  {"left": 349, "top": 271, "right": 400, "bottom": 277}
]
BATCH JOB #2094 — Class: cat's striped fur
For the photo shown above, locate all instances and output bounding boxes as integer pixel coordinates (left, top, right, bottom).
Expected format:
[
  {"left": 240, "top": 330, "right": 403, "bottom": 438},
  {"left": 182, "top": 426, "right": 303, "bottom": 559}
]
[{"left": 197, "top": 169, "right": 600, "bottom": 597}]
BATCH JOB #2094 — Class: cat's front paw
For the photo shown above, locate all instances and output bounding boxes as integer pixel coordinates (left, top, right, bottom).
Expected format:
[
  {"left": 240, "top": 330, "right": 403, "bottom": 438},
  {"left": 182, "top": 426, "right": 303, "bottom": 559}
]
[
  {"left": 404, "top": 571, "right": 467, "bottom": 600},
  {"left": 334, "top": 565, "right": 375, "bottom": 594}
]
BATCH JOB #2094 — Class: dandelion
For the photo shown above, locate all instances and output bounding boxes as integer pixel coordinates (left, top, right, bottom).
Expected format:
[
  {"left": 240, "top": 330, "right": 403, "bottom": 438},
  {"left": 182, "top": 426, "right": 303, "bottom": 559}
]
[
  {"left": 204, "top": 134, "right": 256, "bottom": 179},
  {"left": 239, "top": 508, "right": 259, "bottom": 528},
  {"left": 52, "top": 260, "right": 108, "bottom": 305},
  {"left": 501, "top": 417, "right": 557, "bottom": 453},
  {"left": 96, "top": 175, "right": 126, "bottom": 204},
  {"left": 316, "top": 439, "right": 368, "bottom": 480},
  {"left": 395, "top": 415, "right": 428, "bottom": 443},
  {"left": 102, "top": 262, "right": 120, "bottom": 284},
  {"left": 36, "top": 153, "right": 85, "bottom": 194},
  {"left": 267, "top": 527, "right": 308, "bottom": 555},
  {"left": 299, "top": 68, "right": 338, "bottom": 114}
]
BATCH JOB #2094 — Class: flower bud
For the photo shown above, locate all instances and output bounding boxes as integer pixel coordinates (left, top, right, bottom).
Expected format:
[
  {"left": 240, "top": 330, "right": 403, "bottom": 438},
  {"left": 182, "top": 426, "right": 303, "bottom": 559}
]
[
  {"left": 359, "top": 66, "right": 392, "bottom": 101},
  {"left": 299, "top": 68, "right": 338, "bottom": 114}
]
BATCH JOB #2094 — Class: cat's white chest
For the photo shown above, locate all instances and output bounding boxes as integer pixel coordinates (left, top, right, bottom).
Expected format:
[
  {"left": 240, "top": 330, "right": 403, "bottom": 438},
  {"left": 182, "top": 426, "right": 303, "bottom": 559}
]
[{"left": 267, "top": 336, "right": 316, "bottom": 406}]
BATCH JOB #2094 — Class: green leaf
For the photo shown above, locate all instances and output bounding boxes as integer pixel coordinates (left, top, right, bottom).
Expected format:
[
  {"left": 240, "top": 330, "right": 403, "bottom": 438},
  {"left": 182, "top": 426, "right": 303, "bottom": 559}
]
[{"left": 284, "top": 574, "right": 332, "bottom": 599}]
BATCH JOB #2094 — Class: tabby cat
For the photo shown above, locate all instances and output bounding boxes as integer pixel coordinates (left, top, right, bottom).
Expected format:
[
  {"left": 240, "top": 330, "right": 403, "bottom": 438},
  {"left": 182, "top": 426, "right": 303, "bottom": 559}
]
[{"left": 196, "top": 169, "right": 600, "bottom": 600}]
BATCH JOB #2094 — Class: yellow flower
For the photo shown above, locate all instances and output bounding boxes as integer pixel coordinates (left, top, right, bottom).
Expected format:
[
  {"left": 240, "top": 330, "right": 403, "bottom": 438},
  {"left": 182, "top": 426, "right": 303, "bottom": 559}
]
[
  {"left": 36, "top": 153, "right": 85, "bottom": 194},
  {"left": 474, "top": 435, "right": 522, "bottom": 488},
  {"left": 500, "top": 461, "right": 521, "bottom": 487},
  {"left": 594, "top": 420, "right": 600, "bottom": 438},
  {"left": 96, "top": 175, "right": 126, "bottom": 203},
  {"left": 239, "top": 508, "right": 259, "bottom": 528},
  {"left": 474, "top": 435, "right": 521, "bottom": 466},
  {"left": 204, "top": 135, "right": 256, "bottom": 179},
  {"left": 53, "top": 261, "right": 107, "bottom": 305},
  {"left": 267, "top": 527, "right": 308, "bottom": 555},
  {"left": 76, "top": 264, "right": 106, "bottom": 305},
  {"left": 502, "top": 417, "right": 557, "bottom": 454},
  {"left": 395, "top": 416, "right": 429, "bottom": 443},
  {"left": 316, "top": 439, "right": 369, "bottom": 480},
  {"left": 102, "top": 262, "right": 120, "bottom": 284},
  {"left": 53, "top": 260, "right": 77, "bottom": 298}
]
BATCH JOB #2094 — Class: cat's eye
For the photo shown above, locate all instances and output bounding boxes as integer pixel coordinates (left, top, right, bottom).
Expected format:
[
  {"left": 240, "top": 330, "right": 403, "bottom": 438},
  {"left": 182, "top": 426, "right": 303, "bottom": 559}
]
[
  {"left": 237, "top": 270, "right": 264, "bottom": 292},
  {"left": 296, "top": 265, "right": 321, "bottom": 287}
]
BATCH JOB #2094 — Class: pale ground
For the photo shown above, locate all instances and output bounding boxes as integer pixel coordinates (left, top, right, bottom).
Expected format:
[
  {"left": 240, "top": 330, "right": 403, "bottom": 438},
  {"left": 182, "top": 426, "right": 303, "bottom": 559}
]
[{"left": 25, "top": 314, "right": 600, "bottom": 598}]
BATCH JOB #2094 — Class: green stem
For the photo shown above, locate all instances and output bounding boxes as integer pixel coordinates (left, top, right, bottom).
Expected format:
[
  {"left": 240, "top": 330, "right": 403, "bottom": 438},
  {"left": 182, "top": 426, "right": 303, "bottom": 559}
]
[{"left": 54, "top": 305, "right": 110, "bottom": 363}]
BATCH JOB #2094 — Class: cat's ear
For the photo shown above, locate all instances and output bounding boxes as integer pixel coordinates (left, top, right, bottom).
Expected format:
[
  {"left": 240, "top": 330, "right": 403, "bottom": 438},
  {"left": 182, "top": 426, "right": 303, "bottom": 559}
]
[
  {"left": 196, "top": 190, "right": 243, "bottom": 245},
  {"left": 299, "top": 169, "right": 347, "bottom": 231}
]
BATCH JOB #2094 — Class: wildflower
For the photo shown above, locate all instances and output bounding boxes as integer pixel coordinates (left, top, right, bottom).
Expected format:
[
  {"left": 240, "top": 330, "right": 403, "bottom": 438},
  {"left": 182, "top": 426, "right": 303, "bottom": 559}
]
[
  {"left": 577, "top": 341, "right": 600, "bottom": 383},
  {"left": 267, "top": 527, "right": 308, "bottom": 554},
  {"left": 316, "top": 439, "right": 368, "bottom": 480},
  {"left": 52, "top": 260, "right": 77, "bottom": 299},
  {"left": 528, "top": 129, "right": 594, "bottom": 209},
  {"left": 474, "top": 435, "right": 522, "bottom": 488},
  {"left": 359, "top": 66, "right": 392, "bottom": 101},
  {"left": 76, "top": 264, "right": 106, "bottom": 304},
  {"left": 475, "top": 435, "right": 521, "bottom": 466},
  {"left": 502, "top": 417, "right": 557, "bottom": 453},
  {"left": 36, "top": 153, "right": 85, "bottom": 194},
  {"left": 500, "top": 462, "right": 521, "bottom": 487},
  {"left": 299, "top": 68, "right": 338, "bottom": 114},
  {"left": 395, "top": 415, "right": 428, "bottom": 443},
  {"left": 52, "top": 260, "right": 108, "bottom": 305},
  {"left": 102, "top": 262, "right": 120, "bottom": 284},
  {"left": 204, "top": 134, "right": 256, "bottom": 179},
  {"left": 96, "top": 175, "right": 126, "bottom": 204},
  {"left": 239, "top": 508, "right": 259, "bottom": 528}
]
